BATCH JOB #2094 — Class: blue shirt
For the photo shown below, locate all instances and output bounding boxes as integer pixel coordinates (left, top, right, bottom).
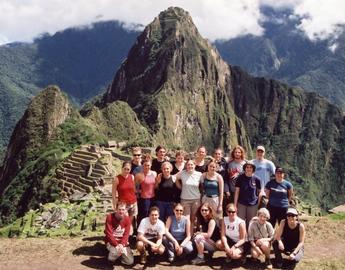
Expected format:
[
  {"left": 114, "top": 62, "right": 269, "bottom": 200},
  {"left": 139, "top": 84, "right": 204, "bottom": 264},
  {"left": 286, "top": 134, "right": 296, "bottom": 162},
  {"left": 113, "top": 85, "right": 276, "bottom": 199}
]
[
  {"left": 251, "top": 159, "right": 275, "bottom": 188},
  {"left": 235, "top": 174, "right": 261, "bottom": 206},
  {"left": 265, "top": 179, "right": 292, "bottom": 208}
]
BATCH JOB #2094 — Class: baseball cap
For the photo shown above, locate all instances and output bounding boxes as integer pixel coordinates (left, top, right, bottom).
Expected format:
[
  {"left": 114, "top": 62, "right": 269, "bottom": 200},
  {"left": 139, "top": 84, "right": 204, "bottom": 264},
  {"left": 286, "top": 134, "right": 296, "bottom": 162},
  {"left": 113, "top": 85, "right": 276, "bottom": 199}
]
[
  {"left": 256, "top": 145, "right": 265, "bottom": 152},
  {"left": 286, "top": 208, "right": 298, "bottom": 216}
]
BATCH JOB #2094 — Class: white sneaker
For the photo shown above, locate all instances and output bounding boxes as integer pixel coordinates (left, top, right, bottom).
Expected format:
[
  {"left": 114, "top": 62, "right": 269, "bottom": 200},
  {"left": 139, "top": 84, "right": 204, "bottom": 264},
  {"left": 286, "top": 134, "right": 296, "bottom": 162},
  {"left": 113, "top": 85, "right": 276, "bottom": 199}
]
[{"left": 108, "top": 252, "right": 117, "bottom": 262}]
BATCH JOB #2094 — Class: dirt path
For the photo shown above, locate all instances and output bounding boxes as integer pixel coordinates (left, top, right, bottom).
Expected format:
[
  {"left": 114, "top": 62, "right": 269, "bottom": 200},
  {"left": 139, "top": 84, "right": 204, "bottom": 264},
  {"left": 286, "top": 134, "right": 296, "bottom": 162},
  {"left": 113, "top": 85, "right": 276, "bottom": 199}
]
[{"left": 0, "top": 217, "right": 345, "bottom": 270}]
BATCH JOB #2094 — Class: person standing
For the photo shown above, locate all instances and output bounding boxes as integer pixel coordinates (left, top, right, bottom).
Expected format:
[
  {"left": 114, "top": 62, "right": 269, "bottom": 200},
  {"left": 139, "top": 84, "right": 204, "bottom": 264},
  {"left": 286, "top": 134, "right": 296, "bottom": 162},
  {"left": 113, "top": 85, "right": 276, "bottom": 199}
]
[
  {"left": 226, "top": 145, "right": 246, "bottom": 203},
  {"left": 273, "top": 208, "right": 305, "bottom": 268},
  {"left": 265, "top": 167, "right": 293, "bottom": 228},
  {"left": 130, "top": 147, "right": 143, "bottom": 175},
  {"left": 104, "top": 203, "right": 134, "bottom": 265},
  {"left": 151, "top": 145, "right": 168, "bottom": 174},
  {"left": 175, "top": 159, "right": 203, "bottom": 234},
  {"left": 234, "top": 161, "right": 262, "bottom": 225},
  {"left": 112, "top": 162, "right": 137, "bottom": 232},
  {"left": 195, "top": 146, "right": 208, "bottom": 173},
  {"left": 171, "top": 150, "right": 186, "bottom": 175},
  {"left": 135, "top": 159, "right": 157, "bottom": 223},
  {"left": 155, "top": 162, "right": 179, "bottom": 222},
  {"left": 201, "top": 160, "right": 224, "bottom": 221},
  {"left": 251, "top": 146, "right": 276, "bottom": 190}
]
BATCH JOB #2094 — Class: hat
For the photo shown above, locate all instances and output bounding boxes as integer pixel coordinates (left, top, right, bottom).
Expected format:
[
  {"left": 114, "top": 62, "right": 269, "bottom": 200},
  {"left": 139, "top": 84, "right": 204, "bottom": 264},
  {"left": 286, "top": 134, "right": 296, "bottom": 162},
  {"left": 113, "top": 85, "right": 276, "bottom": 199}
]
[
  {"left": 275, "top": 167, "right": 284, "bottom": 173},
  {"left": 256, "top": 145, "right": 265, "bottom": 152},
  {"left": 286, "top": 208, "right": 298, "bottom": 216},
  {"left": 227, "top": 203, "right": 236, "bottom": 212},
  {"left": 243, "top": 161, "right": 256, "bottom": 172}
]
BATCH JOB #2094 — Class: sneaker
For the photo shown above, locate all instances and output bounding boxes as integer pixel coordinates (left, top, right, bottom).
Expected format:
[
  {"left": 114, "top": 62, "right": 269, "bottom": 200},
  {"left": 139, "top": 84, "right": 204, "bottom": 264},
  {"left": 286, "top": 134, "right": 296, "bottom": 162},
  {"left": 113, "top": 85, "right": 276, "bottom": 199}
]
[
  {"left": 258, "top": 254, "right": 266, "bottom": 263},
  {"left": 191, "top": 256, "right": 206, "bottom": 265},
  {"left": 265, "top": 258, "right": 273, "bottom": 269},
  {"left": 168, "top": 256, "right": 175, "bottom": 263},
  {"left": 225, "top": 257, "right": 232, "bottom": 263},
  {"left": 140, "top": 251, "right": 147, "bottom": 264}
]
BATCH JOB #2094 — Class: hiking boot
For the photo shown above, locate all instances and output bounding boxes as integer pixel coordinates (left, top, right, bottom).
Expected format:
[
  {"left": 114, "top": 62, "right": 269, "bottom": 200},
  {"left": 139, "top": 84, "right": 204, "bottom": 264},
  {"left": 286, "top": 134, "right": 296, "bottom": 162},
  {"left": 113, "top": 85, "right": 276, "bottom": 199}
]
[
  {"left": 265, "top": 258, "right": 273, "bottom": 269},
  {"left": 191, "top": 256, "right": 206, "bottom": 265},
  {"left": 140, "top": 251, "right": 147, "bottom": 264}
]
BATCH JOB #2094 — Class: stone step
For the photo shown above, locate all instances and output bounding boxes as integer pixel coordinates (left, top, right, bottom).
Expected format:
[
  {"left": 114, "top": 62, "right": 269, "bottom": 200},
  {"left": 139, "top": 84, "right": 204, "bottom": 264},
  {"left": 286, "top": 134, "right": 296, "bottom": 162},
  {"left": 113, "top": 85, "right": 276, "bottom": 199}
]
[
  {"left": 79, "top": 177, "right": 95, "bottom": 187},
  {"left": 63, "top": 166, "right": 82, "bottom": 175},
  {"left": 63, "top": 171, "right": 81, "bottom": 181},
  {"left": 70, "top": 156, "right": 91, "bottom": 166},
  {"left": 74, "top": 149, "right": 100, "bottom": 159},
  {"left": 66, "top": 159, "right": 87, "bottom": 169},
  {"left": 73, "top": 152, "right": 98, "bottom": 161},
  {"left": 86, "top": 175, "right": 101, "bottom": 182},
  {"left": 63, "top": 181, "right": 73, "bottom": 188},
  {"left": 73, "top": 180, "right": 93, "bottom": 193},
  {"left": 90, "top": 171, "right": 104, "bottom": 178}
]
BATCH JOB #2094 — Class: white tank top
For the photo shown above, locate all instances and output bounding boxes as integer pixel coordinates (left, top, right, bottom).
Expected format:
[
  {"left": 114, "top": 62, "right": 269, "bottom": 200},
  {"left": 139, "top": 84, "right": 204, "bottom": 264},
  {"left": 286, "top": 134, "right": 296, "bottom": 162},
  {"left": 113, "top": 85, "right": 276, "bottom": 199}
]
[{"left": 224, "top": 216, "right": 245, "bottom": 242}]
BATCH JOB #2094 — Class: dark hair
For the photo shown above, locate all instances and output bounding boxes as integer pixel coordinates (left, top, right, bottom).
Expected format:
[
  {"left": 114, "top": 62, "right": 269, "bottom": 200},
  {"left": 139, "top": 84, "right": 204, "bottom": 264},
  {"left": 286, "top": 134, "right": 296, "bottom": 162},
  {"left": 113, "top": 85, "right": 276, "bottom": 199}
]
[
  {"left": 196, "top": 202, "right": 214, "bottom": 227},
  {"left": 173, "top": 203, "right": 183, "bottom": 209},
  {"left": 149, "top": 206, "right": 160, "bottom": 214},
  {"left": 122, "top": 161, "right": 132, "bottom": 168},
  {"left": 155, "top": 145, "right": 166, "bottom": 153}
]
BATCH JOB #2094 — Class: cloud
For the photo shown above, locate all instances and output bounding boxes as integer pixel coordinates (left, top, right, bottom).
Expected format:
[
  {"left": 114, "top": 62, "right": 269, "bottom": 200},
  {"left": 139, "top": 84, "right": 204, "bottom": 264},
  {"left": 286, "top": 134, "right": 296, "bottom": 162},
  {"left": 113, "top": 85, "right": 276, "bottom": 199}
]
[{"left": 0, "top": 0, "right": 344, "bottom": 45}]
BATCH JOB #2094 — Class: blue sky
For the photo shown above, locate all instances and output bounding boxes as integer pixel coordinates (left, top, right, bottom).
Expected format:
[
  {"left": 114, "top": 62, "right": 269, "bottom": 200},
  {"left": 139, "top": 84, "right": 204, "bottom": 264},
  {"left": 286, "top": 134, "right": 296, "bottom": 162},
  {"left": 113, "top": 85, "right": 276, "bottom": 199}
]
[{"left": 0, "top": 0, "right": 344, "bottom": 45}]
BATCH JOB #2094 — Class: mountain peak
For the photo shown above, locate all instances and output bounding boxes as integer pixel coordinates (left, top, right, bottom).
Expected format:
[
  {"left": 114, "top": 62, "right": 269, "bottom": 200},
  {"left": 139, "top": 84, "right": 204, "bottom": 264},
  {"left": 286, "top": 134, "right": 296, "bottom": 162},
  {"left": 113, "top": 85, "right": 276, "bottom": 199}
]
[{"left": 101, "top": 7, "right": 245, "bottom": 150}]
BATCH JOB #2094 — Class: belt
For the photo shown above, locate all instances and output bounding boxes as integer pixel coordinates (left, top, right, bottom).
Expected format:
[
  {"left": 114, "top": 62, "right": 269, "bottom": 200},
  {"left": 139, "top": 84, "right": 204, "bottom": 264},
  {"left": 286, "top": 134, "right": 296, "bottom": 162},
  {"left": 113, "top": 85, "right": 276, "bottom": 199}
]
[{"left": 206, "top": 194, "right": 218, "bottom": 198}]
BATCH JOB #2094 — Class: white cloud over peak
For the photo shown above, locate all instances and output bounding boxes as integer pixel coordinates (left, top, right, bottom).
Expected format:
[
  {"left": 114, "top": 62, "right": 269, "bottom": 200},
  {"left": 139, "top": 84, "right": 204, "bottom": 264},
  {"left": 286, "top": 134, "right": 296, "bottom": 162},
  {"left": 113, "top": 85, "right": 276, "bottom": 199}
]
[{"left": 0, "top": 0, "right": 344, "bottom": 45}]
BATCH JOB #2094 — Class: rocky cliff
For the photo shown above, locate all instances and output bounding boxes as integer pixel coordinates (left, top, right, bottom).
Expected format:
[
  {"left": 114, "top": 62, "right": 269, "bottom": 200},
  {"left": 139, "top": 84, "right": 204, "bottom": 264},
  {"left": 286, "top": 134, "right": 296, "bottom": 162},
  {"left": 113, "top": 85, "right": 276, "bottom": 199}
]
[
  {"left": 0, "top": 86, "right": 72, "bottom": 195},
  {"left": 101, "top": 7, "right": 250, "bottom": 151}
]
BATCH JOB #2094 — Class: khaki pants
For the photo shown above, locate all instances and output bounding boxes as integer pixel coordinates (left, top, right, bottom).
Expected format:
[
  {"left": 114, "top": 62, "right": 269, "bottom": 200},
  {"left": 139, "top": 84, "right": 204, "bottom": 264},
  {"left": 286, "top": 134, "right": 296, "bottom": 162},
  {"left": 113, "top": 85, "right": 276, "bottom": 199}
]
[{"left": 107, "top": 243, "right": 134, "bottom": 265}]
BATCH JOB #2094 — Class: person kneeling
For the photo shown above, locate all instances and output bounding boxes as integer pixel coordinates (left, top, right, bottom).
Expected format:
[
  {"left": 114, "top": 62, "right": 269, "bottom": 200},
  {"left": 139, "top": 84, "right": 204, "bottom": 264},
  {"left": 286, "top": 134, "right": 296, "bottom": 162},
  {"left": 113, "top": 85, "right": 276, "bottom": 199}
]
[
  {"left": 137, "top": 206, "right": 165, "bottom": 264},
  {"left": 216, "top": 203, "right": 246, "bottom": 263},
  {"left": 191, "top": 203, "right": 221, "bottom": 265},
  {"left": 104, "top": 202, "right": 134, "bottom": 265},
  {"left": 248, "top": 208, "right": 274, "bottom": 269},
  {"left": 163, "top": 203, "right": 193, "bottom": 263},
  {"left": 273, "top": 208, "right": 305, "bottom": 268}
]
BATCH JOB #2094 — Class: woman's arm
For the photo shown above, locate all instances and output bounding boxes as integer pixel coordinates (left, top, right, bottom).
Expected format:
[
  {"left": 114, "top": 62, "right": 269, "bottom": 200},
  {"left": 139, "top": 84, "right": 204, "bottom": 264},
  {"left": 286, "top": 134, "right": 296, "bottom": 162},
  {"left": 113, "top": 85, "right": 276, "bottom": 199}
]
[
  {"left": 234, "top": 187, "right": 240, "bottom": 208},
  {"left": 235, "top": 222, "right": 247, "bottom": 247},
  {"left": 180, "top": 218, "right": 192, "bottom": 247},
  {"left": 164, "top": 217, "right": 177, "bottom": 243},
  {"left": 205, "top": 219, "right": 216, "bottom": 238},
  {"left": 292, "top": 223, "right": 305, "bottom": 255},
  {"left": 111, "top": 176, "right": 119, "bottom": 210},
  {"left": 218, "top": 174, "right": 224, "bottom": 211}
]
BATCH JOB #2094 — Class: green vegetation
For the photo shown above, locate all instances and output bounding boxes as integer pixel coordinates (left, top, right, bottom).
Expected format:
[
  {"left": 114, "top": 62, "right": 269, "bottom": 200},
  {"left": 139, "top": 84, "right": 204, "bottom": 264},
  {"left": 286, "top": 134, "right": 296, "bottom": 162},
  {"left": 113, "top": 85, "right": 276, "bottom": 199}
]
[{"left": 328, "top": 212, "right": 345, "bottom": 221}]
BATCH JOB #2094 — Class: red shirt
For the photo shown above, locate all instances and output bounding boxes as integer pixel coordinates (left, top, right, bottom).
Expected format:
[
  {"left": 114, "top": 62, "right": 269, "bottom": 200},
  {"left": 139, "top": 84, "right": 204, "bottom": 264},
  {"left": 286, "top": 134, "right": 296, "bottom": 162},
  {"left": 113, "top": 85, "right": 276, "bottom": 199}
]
[
  {"left": 117, "top": 174, "right": 136, "bottom": 204},
  {"left": 104, "top": 212, "right": 131, "bottom": 246}
]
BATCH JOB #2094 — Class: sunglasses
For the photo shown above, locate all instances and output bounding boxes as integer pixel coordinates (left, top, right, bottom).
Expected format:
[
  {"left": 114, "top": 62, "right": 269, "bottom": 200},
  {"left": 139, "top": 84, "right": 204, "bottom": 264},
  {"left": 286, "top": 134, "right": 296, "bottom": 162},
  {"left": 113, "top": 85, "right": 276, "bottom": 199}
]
[
  {"left": 227, "top": 210, "right": 236, "bottom": 214},
  {"left": 133, "top": 154, "right": 141, "bottom": 156},
  {"left": 175, "top": 209, "right": 183, "bottom": 212}
]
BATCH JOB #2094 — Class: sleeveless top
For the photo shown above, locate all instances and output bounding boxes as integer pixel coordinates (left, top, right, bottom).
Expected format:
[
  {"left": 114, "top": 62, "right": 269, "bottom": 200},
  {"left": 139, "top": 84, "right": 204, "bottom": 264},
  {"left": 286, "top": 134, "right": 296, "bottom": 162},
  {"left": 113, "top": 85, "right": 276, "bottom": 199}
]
[
  {"left": 140, "top": 171, "right": 156, "bottom": 199},
  {"left": 224, "top": 216, "right": 245, "bottom": 242},
  {"left": 203, "top": 177, "right": 219, "bottom": 197},
  {"left": 199, "top": 218, "right": 221, "bottom": 241},
  {"left": 282, "top": 221, "right": 300, "bottom": 252},
  {"left": 117, "top": 174, "right": 136, "bottom": 204},
  {"left": 155, "top": 175, "right": 177, "bottom": 202},
  {"left": 170, "top": 215, "right": 187, "bottom": 241}
]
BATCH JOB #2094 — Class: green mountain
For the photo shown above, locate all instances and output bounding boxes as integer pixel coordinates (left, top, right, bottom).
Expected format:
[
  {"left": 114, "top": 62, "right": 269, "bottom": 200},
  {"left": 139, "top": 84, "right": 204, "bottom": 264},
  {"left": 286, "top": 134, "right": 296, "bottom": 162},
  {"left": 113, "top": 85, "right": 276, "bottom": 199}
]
[
  {"left": 0, "top": 21, "right": 138, "bottom": 161},
  {"left": 1, "top": 7, "right": 345, "bottom": 225}
]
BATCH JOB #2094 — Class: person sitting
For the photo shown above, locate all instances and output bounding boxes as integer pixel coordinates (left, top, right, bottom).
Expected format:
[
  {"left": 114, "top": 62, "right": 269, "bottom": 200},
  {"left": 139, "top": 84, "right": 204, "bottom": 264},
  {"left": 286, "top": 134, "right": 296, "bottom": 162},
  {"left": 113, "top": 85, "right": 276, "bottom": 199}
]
[
  {"left": 136, "top": 206, "right": 165, "bottom": 264},
  {"left": 273, "top": 208, "right": 305, "bottom": 268},
  {"left": 248, "top": 208, "right": 274, "bottom": 269},
  {"left": 216, "top": 203, "right": 246, "bottom": 263},
  {"left": 163, "top": 203, "right": 193, "bottom": 263},
  {"left": 104, "top": 202, "right": 134, "bottom": 265},
  {"left": 191, "top": 203, "right": 220, "bottom": 265}
]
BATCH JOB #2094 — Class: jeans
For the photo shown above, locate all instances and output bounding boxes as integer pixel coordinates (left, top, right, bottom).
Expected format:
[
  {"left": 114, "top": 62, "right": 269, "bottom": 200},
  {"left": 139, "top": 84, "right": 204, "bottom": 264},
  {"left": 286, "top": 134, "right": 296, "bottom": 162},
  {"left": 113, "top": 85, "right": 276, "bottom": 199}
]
[{"left": 155, "top": 200, "right": 174, "bottom": 222}]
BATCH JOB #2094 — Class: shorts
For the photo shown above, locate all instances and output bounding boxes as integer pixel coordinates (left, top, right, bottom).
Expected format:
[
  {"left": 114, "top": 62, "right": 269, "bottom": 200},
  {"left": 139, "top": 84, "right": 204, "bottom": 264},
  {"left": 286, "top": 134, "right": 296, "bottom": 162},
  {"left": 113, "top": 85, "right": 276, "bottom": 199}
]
[
  {"left": 181, "top": 199, "right": 200, "bottom": 216},
  {"left": 124, "top": 202, "right": 138, "bottom": 216},
  {"left": 225, "top": 236, "right": 244, "bottom": 252}
]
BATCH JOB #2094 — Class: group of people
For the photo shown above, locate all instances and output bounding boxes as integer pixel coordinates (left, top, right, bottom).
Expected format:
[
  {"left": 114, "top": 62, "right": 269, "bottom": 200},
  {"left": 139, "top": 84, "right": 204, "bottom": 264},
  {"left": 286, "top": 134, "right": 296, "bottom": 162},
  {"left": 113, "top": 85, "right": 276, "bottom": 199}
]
[{"left": 105, "top": 145, "right": 305, "bottom": 269}]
